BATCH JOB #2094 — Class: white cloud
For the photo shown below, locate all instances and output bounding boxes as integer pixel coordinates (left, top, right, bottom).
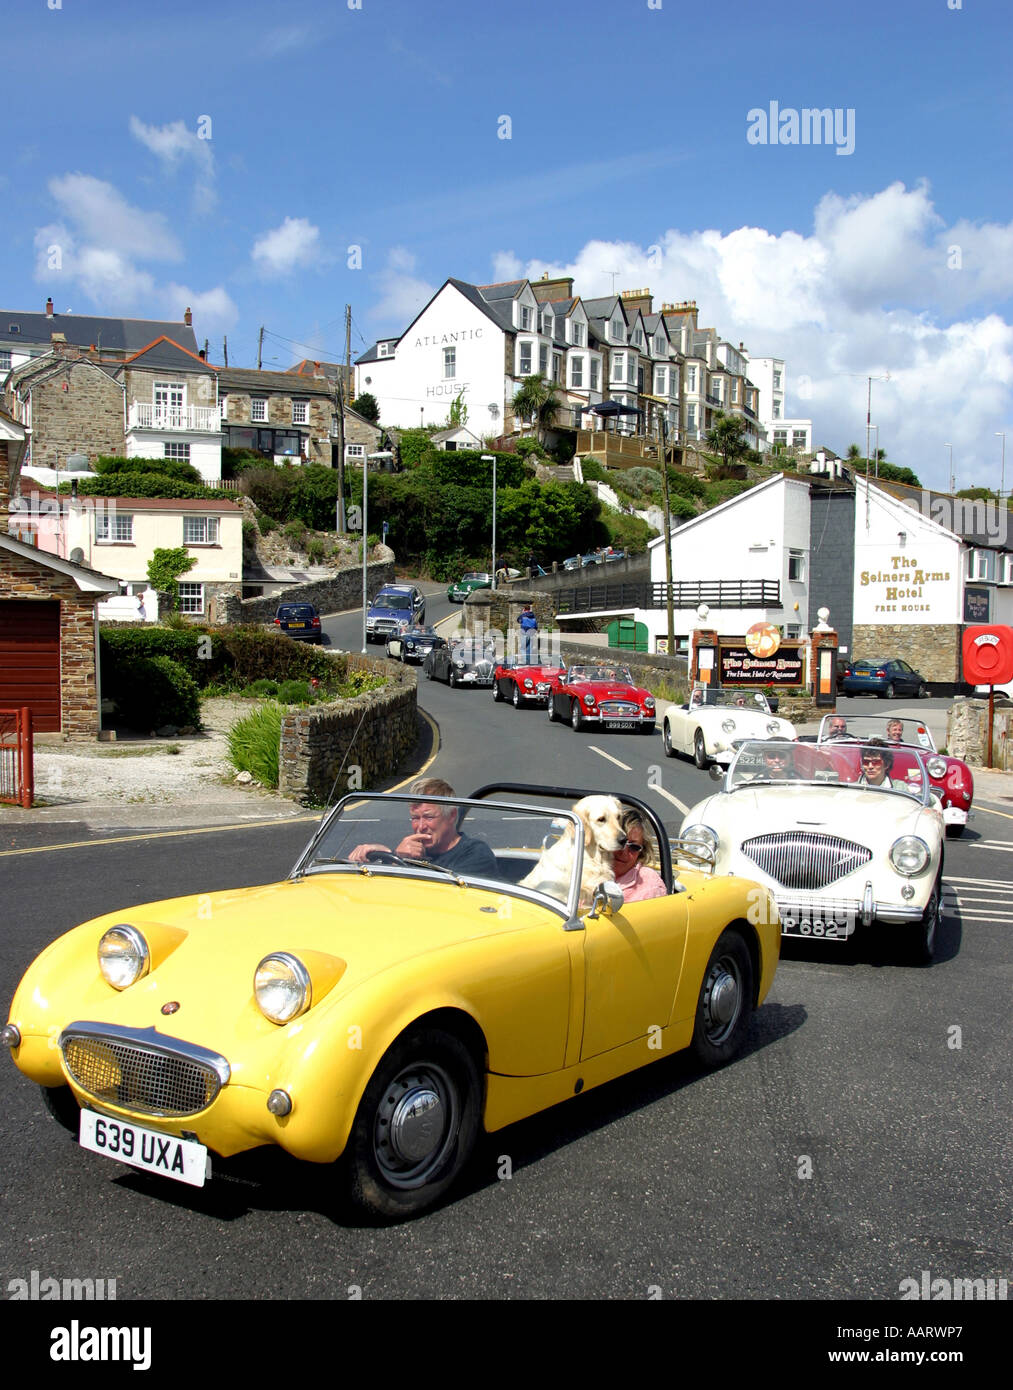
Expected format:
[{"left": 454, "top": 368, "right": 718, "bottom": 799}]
[
  {"left": 33, "top": 177, "right": 236, "bottom": 332},
  {"left": 129, "top": 116, "right": 216, "bottom": 214},
  {"left": 251, "top": 217, "right": 322, "bottom": 277},
  {"left": 369, "top": 248, "right": 437, "bottom": 324},
  {"left": 497, "top": 183, "right": 1013, "bottom": 490},
  {"left": 48, "top": 173, "right": 181, "bottom": 261}
]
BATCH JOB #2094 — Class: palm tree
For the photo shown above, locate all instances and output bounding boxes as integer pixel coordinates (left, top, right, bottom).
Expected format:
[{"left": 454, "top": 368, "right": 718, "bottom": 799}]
[{"left": 512, "top": 375, "right": 561, "bottom": 445}]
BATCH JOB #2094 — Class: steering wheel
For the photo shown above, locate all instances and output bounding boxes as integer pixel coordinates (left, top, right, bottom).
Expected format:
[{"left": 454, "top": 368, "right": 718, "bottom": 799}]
[{"left": 363, "top": 849, "right": 414, "bottom": 866}]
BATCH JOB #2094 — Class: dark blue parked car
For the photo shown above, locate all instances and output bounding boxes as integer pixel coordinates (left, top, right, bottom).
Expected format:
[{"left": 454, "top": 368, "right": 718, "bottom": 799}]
[{"left": 839, "top": 658, "right": 929, "bottom": 699}]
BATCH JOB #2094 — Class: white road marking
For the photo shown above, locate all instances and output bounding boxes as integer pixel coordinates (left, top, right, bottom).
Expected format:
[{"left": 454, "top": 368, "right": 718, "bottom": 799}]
[
  {"left": 967, "top": 842, "right": 1013, "bottom": 852},
  {"left": 588, "top": 746, "right": 633, "bottom": 771},
  {"left": 652, "top": 784, "right": 691, "bottom": 815}
]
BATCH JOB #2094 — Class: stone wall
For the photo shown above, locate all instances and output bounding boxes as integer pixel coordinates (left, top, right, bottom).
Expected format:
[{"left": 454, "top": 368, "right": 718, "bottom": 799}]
[
  {"left": 222, "top": 550, "right": 396, "bottom": 624},
  {"left": 946, "top": 698, "right": 1013, "bottom": 770},
  {"left": 19, "top": 361, "right": 125, "bottom": 468},
  {"left": 278, "top": 651, "right": 418, "bottom": 803},
  {"left": 851, "top": 623, "right": 961, "bottom": 689},
  {"left": 0, "top": 552, "right": 101, "bottom": 738}
]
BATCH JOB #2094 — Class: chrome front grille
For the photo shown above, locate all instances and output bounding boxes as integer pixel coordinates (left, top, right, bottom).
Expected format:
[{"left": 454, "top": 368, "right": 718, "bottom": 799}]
[
  {"left": 60, "top": 1023, "right": 229, "bottom": 1118},
  {"left": 600, "top": 700, "right": 639, "bottom": 716},
  {"left": 741, "top": 831, "right": 872, "bottom": 890}
]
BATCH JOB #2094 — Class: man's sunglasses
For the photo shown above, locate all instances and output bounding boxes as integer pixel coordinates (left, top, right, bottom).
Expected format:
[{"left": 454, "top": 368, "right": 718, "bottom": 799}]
[{"left": 861, "top": 756, "right": 885, "bottom": 766}]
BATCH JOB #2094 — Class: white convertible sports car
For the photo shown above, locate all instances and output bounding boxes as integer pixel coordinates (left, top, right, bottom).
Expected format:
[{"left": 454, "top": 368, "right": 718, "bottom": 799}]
[
  {"left": 662, "top": 685, "right": 797, "bottom": 768},
  {"left": 678, "top": 739, "right": 944, "bottom": 963}
]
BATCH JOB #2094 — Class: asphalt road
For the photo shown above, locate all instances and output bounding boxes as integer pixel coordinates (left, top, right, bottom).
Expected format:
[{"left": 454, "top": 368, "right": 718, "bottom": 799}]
[{"left": 1, "top": 586, "right": 1011, "bottom": 1313}]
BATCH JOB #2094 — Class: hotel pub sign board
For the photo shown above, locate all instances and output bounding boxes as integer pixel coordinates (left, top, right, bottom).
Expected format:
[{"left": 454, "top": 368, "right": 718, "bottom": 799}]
[{"left": 697, "top": 624, "right": 806, "bottom": 687}]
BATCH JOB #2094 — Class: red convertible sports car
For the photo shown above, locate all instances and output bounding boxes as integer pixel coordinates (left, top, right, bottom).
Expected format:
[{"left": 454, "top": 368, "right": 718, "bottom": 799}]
[
  {"left": 817, "top": 712, "right": 974, "bottom": 838},
  {"left": 545, "top": 663, "right": 656, "bottom": 733},
  {"left": 492, "top": 656, "right": 566, "bottom": 707}
]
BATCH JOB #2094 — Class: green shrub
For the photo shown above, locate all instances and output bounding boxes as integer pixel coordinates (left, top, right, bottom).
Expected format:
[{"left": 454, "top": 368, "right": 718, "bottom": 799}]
[
  {"left": 276, "top": 679, "right": 313, "bottom": 704},
  {"left": 305, "top": 537, "right": 326, "bottom": 563},
  {"left": 100, "top": 627, "right": 230, "bottom": 686},
  {"left": 257, "top": 513, "right": 278, "bottom": 536},
  {"left": 283, "top": 519, "right": 307, "bottom": 546},
  {"left": 218, "top": 627, "right": 338, "bottom": 685},
  {"left": 106, "top": 655, "right": 201, "bottom": 732},
  {"left": 242, "top": 679, "right": 279, "bottom": 698},
  {"left": 227, "top": 703, "right": 283, "bottom": 788}
]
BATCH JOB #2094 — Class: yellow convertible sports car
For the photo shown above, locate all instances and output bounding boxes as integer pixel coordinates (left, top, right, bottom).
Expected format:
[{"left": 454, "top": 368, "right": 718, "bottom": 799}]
[{"left": 3, "top": 783, "right": 780, "bottom": 1222}]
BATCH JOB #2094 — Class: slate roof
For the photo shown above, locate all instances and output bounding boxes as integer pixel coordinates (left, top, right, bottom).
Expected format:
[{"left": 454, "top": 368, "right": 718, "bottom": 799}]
[
  {"left": 122, "top": 337, "right": 215, "bottom": 374},
  {"left": 216, "top": 366, "right": 334, "bottom": 395},
  {"left": 0, "top": 311, "right": 199, "bottom": 356},
  {"left": 871, "top": 478, "right": 1012, "bottom": 550}
]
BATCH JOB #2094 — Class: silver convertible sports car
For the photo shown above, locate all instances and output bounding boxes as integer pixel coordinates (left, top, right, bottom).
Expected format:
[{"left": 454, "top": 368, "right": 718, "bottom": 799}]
[
  {"left": 662, "top": 685, "right": 797, "bottom": 768},
  {"left": 678, "top": 739, "right": 944, "bottom": 963}
]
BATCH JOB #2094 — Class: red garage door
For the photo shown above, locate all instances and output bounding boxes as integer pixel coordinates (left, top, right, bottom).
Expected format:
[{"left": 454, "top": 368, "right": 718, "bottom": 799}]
[{"left": 0, "top": 600, "right": 61, "bottom": 732}]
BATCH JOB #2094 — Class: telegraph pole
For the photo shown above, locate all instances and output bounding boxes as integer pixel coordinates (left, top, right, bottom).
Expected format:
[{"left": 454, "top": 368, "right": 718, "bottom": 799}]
[
  {"left": 644, "top": 393, "right": 675, "bottom": 654},
  {"left": 257, "top": 326, "right": 264, "bottom": 371}
]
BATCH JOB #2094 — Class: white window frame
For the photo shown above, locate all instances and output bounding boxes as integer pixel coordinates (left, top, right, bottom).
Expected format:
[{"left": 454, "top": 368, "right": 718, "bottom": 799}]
[
  {"left": 610, "top": 319, "right": 624, "bottom": 342},
  {"left": 164, "top": 441, "right": 191, "bottom": 462},
  {"left": 570, "top": 355, "right": 583, "bottom": 389},
  {"left": 177, "top": 582, "right": 204, "bottom": 615},
  {"left": 443, "top": 347, "right": 456, "bottom": 379},
  {"left": 632, "top": 329, "right": 643, "bottom": 347},
  {"left": 687, "top": 366, "right": 697, "bottom": 392},
  {"left": 571, "top": 321, "right": 585, "bottom": 347},
  {"left": 538, "top": 344, "right": 549, "bottom": 376},
  {"left": 788, "top": 550, "right": 805, "bottom": 583},
  {"left": 378, "top": 342, "right": 395, "bottom": 358},
  {"left": 654, "top": 367, "right": 667, "bottom": 396},
  {"left": 0, "top": 349, "right": 11, "bottom": 371},
  {"left": 542, "top": 312, "right": 553, "bottom": 337},
  {"left": 519, "top": 304, "right": 533, "bottom": 331},
  {"left": 686, "top": 404, "right": 697, "bottom": 431},
  {"left": 518, "top": 340, "right": 532, "bottom": 376},
  {"left": 183, "top": 515, "right": 220, "bottom": 546},
  {"left": 611, "top": 351, "right": 624, "bottom": 383},
  {"left": 292, "top": 400, "right": 309, "bottom": 425},
  {"left": 96, "top": 512, "right": 133, "bottom": 543},
  {"left": 346, "top": 443, "right": 366, "bottom": 459},
  {"left": 590, "top": 357, "right": 601, "bottom": 392},
  {"left": 251, "top": 397, "right": 268, "bottom": 422}
]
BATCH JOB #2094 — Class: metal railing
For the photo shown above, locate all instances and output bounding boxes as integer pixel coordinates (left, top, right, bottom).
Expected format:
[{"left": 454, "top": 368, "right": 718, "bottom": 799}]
[
  {"left": 555, "top": 579, "right": 781, "bottom": 614},
  {"left": 128, "top": 403, "right": 222, "bottom": 432},
  {"left": 0, "top": 707, "right": 34, "bottom": 808}
]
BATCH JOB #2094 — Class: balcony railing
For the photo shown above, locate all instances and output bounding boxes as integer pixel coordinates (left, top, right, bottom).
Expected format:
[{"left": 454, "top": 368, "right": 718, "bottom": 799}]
[
  {"left": 128, "top": 403, "right": 221, "bottom": 433},
  {"left": 555, "top": 579, "right": 781, "bottom": 615}
]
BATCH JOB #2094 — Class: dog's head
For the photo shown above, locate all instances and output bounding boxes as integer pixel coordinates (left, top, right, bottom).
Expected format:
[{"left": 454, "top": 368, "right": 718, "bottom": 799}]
[{"left": 573, "top": 795, "right": 627, "bottom": 856}]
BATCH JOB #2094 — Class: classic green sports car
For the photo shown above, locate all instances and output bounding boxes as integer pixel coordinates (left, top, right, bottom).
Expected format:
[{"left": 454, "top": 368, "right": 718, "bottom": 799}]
[{"left": 447, "top": 571, "right": 493, "bottom": 602}]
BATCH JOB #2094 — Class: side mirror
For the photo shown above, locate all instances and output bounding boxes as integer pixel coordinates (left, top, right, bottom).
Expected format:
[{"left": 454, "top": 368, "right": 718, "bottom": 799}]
[
  {"left": 587, "top": 880, "right": 624, "bottom": 919},
  {"left": 709, "top": 764, "right": 724, "bottom": 781}
]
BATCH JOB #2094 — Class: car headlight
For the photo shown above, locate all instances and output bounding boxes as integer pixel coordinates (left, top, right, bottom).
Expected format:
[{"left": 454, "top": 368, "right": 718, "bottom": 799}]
[
  {"left": 722, "top": 718, "right": 736, "bottom": 734},
  {"left": 584, "top": 694, "right": 596, "bottom": 706},
  {"left": 926, "top": 757, "right": 947, "bottom": 779},
  {"left": 682, "top": 824, "right": 719, "bottom": 854},
  {"left": 766, "top": 720, "right": 780, "bottom": 736},
  {"left": 644, "top": 696, "right": 655, "bottom": 710},
  {"left": 255, "top": 953, "right": 312, "bottom": 1024},
  {"left": 98, "top": 925, "right": 150, "bottom": 990},
  {"left": 523, "top": 678, "right": 534, "bottom": 690},
  {"left": 889, "top": 836, "right": 930, "bottom": 876},
  {"left": 453, "top": 658, "right": 466, "bottom": 668}
]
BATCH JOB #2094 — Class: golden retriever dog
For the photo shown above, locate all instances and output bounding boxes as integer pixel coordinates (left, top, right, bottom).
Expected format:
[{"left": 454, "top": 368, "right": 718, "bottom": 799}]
[{"left": 520, "top": 795, "right": 627, "bottom": 906}]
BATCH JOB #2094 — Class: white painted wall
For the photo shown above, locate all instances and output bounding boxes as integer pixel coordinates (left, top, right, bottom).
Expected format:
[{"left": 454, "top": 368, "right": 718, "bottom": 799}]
[
  {"left": 356, "top": 284, "right": 507, "bottom": 434},
  {"left": 853, "top": 478, "right": 963, "bottom": 626}
]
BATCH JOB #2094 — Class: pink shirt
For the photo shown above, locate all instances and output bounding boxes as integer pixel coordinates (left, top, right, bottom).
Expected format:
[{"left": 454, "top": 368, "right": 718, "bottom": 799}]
[{"left": 615, "top": 861, "right": 667, "bottom": 902}]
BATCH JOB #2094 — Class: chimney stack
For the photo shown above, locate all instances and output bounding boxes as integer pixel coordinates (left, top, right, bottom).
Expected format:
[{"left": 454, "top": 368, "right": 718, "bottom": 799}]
[
  {"left": 45, "top": 297, "right": 54, "bottom": 318},
  {"left": 184, "top": 307, "right": 192, "bottom": 326}
]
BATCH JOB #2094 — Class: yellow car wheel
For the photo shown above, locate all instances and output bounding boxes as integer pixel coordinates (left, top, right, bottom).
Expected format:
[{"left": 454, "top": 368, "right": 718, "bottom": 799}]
[
  {"left": 689, "top": 930, "right": 754, "bottom": 1068},
  {"left": 345, "top": 1027, "right": 481, "bottom": 1221}
]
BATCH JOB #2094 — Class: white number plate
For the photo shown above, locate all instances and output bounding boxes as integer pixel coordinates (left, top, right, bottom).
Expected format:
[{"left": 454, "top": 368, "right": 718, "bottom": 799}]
[
  {"left": 604, "top": 718, "right": 637, "bottom": 729},
  {"left": 79, "top": 1111, "right": 210, "bottom": 1187}
]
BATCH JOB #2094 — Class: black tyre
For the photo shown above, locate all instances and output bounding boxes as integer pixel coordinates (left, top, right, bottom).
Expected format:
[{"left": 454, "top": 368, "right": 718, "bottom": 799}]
[
  {"left": 945, "top": 824, "right": 965, "bottom": 839},
  {"left": 640, "top": 722, "right": 655, "bottom": 735},
  {"left": 689, "top": 930, "right": 754, "bottom": 1067},
  {"left": 41, "top": 1084, "right": 80, "bottom": 1136},
  {"left": 570, "top": 700, "right": 583, "bottom": 732},
  {"left": 449, "top": 668, "right": 458, "bottom": 688},
  {"left": 547, "top": 697, "right": 559, "bottom": 723},
  {"left": 917, "top": 683, "right": 929, "bottom": 699},
  {"left": 884, "top": 682, "right": 896, "bottom": 699},
  {"left": 344, "top": 1027, "right": 481, "bottom": 1221},
  {"left": 493, "top": 680, "right": 504, "bottom": 702},
  {"left": 907, "top": 873, "right": 941, "bottom": 964},
  {"left": 512, "top": 683, "right": 522, "bottom": 708},
  {"left": 693, "top": 729, "right": 708, "bottom": 769},
  {"left": 662, "top": 721, "right": 675, "bottom": 758}
]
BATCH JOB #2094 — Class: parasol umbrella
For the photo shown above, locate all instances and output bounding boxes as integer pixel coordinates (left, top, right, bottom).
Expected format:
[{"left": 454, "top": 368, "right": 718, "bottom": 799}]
[{"left": 589, "top": 400, "right": 642, "bottom": 433}]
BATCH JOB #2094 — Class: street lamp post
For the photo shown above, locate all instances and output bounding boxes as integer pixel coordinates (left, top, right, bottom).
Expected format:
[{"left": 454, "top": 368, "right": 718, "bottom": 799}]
[
  {"left": 362, "top": 451, "right": 393, "bottom": 652},
  {"left": 642, "top": 394, "right": 675, "bottom": 654},
  {"left": 997, "top": 433, "right": 1006, "bottom": 499},
  {"left": 481, "top": 453, "right": 497, "bottom": 583}
]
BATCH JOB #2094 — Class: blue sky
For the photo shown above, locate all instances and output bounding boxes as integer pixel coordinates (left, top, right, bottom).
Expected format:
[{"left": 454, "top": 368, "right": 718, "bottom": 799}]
[{"left": 4, "top": 0, "right": 1012, "bottom": 489}]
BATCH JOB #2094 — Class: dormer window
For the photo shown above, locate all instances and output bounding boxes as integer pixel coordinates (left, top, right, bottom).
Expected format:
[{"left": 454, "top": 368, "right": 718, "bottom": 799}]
[
  {"left": 542, "top": 313, "right": 553, "bottom": 338},
  {"left": 611, "top": 320, "right": 624, "bottom": 342},
  {"left": 655, "top": 335, "right": 666, "bottom": 357},
  {"left": 378, "top": 342, "right": 395, "bottom": 358},
  {"left": 519, "top": 305, "right": 533, "bottom": 330},
  {"left": 571, "top": 322, "right": 585, "bottom": 347},
  {"left": 632, "top": 329, "right": 643, "bottom": 347}
]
